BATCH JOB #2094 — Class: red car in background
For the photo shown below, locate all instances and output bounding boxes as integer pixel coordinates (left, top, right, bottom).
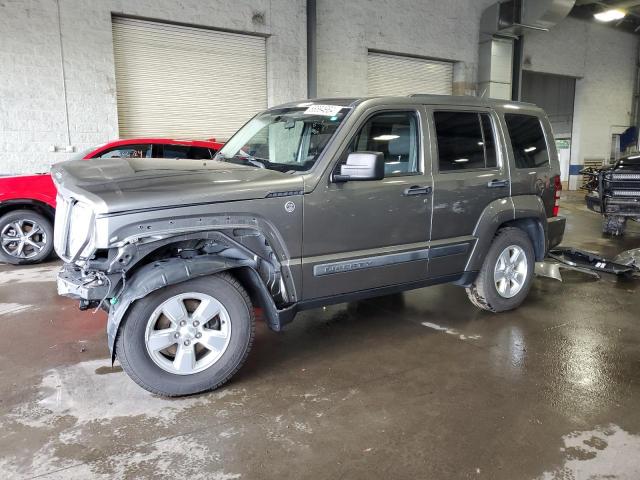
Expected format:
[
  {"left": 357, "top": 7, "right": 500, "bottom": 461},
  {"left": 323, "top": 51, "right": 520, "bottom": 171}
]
[{"left": 0, "top": 138, "right": 223, "bottom": 265}]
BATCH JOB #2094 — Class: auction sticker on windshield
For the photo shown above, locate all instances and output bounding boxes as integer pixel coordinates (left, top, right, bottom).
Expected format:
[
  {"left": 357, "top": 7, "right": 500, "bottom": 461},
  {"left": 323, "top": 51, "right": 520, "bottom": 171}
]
[{"left": 304, "top": 104, "right": 345, "bottom": 116}]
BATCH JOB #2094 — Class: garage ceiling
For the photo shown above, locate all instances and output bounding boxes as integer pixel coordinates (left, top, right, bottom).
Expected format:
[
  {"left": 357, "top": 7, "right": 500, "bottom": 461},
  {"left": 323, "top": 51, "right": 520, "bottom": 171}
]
[{"left": 571, "top": 0, "right": 640, "bottom": 32}]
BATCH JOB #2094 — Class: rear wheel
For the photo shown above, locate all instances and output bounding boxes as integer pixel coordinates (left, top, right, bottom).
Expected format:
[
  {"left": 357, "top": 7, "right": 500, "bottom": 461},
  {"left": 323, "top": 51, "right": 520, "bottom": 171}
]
[
  {"left": 116, "top": 273, "right": 255, "bottom": 396},
  {"left": 0, "top": 210, "right": 54, "bottom": 265},
  {"left": 466, "top": 227, "right": 535, "bottom": 313},
  {"left": 602, "top": 215, "right": 626, "bottom": 236}
]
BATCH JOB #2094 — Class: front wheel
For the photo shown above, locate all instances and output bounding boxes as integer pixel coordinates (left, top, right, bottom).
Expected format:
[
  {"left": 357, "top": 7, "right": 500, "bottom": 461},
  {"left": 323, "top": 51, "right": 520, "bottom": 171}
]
[
  {"left": 466, "top": 227, "right": 535, "bottom": 313},
  {"left": 116, "top": 273, "right": 255, "bottom": 396},
  {"left": 0, "top": 209, "right": 54, "bottom": 265}
]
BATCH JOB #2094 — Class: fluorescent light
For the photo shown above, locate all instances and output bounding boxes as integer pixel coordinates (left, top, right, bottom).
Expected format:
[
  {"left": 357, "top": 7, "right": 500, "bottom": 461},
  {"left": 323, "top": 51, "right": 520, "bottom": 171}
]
[
  {"left": 373, "top": 134, "right": 400, "bottom": 141},
  {"left": 454, "top": 158, "right": 469, "bottom": 163},
  {"left": 524, "top": 146, "right": 537, "bottom": 153},
  {"left": 477, "top": 142, "right": 484, "bottom": 146},
  {"left": 594, "top": 9, "right": 626, "bottom": 22}
]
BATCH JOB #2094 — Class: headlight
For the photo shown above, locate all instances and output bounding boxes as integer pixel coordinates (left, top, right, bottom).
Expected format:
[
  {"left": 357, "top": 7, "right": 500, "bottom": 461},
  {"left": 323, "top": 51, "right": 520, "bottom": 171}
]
[{"left": 68, "top": 201, "right": 95, "bottom": 261}]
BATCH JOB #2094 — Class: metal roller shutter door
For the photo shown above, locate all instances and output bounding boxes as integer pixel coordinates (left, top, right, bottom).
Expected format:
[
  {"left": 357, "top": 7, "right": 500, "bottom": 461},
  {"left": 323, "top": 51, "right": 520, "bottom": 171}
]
[
  {"left": 112, "top": 17, "right": 267, "bottom": 140},
  {"left": 367, "top": 52, "right": 453, "bottom": 96}
]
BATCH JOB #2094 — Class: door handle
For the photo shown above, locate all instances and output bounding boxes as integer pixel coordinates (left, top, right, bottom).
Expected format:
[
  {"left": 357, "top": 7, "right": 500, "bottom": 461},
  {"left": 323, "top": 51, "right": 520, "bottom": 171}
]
[
  {"left": 403, "top": 185, "right": 432, "bottom": 196},
  {"left": 487, "top": 179, "right": 509, "bottom": 188}
]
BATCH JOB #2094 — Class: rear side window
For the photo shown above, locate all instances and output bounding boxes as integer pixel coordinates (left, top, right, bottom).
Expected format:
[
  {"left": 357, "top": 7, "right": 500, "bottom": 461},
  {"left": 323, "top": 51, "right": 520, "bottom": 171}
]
[
  {"left": 434, "top": 111, "right": 498, "bottom": 171},
  {"left": 505, "top": 114, "right": 550, "bottom": 169}
]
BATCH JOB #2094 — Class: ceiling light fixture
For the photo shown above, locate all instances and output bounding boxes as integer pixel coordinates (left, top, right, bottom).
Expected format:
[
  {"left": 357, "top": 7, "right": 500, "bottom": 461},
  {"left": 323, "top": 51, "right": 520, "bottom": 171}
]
[
  {"left": 594, "top": 9, "right": 626, "bottom": 22},
  {"left": 373, "top": 135, "right": 400, "bottom": 141}
]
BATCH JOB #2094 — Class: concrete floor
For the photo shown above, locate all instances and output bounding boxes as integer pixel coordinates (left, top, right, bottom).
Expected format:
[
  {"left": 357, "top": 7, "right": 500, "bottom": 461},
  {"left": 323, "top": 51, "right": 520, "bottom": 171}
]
[{"left": 0, "top": 191, "right": 639, "bottom": 479}]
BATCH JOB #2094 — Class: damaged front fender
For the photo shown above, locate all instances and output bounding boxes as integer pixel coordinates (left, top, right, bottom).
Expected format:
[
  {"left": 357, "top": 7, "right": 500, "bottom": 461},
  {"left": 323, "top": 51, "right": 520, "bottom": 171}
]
[{"left": 106, "top": 255, "right": 253, "bottom": 361}]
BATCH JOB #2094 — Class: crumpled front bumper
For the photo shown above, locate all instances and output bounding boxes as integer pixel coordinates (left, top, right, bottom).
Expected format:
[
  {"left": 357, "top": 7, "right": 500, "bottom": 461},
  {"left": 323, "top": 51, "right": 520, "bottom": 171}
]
[{"left": 57, "top": 264, "right": 113, "bottom": 301}]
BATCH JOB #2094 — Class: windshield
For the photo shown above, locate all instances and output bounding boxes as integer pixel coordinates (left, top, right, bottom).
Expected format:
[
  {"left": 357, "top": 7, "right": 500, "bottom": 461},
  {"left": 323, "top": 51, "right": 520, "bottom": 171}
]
[{"left": 215, "top": 105, "right": 351, "bottom": 173}]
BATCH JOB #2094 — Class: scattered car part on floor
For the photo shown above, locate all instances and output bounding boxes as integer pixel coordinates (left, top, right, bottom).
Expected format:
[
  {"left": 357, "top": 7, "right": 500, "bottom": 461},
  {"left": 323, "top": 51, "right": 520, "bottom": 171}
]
[
  {"left": 549, "top": 247, "right": 639, "bottom": 276},
  {"left": 536, "top": 247, "right": 640, "bottom": 282},
  {"left": 614, "top": 247, "right": 640, "bottom": 269},
  {"left": 534, "top": 260, "right": 599, "bottom": 281}
]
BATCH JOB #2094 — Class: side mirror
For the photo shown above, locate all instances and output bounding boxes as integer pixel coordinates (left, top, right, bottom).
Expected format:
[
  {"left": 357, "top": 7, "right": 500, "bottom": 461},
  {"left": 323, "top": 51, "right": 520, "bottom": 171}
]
[{"left": 333, "top": 152, "right": 385, "bottom": 182}]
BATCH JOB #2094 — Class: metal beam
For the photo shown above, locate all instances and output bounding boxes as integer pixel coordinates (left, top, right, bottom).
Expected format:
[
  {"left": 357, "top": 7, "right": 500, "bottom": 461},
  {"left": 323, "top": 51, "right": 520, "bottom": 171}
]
[{"left": 306, "top": 0, "right": 317, "bottom": 99}]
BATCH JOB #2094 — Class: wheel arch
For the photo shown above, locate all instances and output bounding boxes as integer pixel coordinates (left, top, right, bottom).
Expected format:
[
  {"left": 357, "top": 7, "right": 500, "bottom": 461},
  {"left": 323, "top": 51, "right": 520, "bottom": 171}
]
[
  {"left": 0, "top": 199, "right": 55, "bottom": 222},
  {"left": 108, "top": 256, "right": 287, "bottom": 363},
  {"left": 502, "top": 217, "right": 545, "bottom": 261},
  {"left": 465, "top": 195, "right": 548, "bottom": 274}
]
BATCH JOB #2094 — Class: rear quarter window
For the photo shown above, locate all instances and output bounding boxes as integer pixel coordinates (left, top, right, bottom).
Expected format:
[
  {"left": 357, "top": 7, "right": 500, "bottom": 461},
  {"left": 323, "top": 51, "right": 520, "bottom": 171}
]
[
  {"left": 505, "top": 114, "right": 549, "bottom": 169},
  {"left": 433, "top": 111, "right": 498, "bottom": 172}
]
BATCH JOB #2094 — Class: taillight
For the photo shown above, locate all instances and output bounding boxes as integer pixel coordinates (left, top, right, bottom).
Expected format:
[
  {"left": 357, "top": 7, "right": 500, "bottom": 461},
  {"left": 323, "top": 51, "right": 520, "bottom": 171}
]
[{"left": 552, "top": 175, "right": 562, "bottom": 217}]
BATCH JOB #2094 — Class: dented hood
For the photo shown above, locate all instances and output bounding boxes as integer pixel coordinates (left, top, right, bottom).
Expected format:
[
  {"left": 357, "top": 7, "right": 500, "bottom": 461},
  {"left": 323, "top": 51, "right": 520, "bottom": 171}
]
[{"left": 50, "top": 158, "right": 303, "bottom": 215}]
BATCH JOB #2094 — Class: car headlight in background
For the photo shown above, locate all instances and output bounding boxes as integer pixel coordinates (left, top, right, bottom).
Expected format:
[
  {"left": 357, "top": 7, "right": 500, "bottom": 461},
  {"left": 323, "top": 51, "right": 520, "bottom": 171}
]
[{"left": 67, "top": 201, "right": 95, "bottom": 261}]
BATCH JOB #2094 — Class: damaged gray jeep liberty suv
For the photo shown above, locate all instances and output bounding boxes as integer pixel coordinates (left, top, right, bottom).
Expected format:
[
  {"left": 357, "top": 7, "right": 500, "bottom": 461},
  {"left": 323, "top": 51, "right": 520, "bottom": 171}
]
[{"left": 53, "top": 95, "right": 565, "bottom": 396}]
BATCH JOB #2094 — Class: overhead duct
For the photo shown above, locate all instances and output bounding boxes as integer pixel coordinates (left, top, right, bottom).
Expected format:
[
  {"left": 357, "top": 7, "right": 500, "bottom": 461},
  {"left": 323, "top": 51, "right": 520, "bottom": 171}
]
[
  {"left": 478, "top": 0, "right": 576, "bottom": 100},
  {"left": 481, "top": 0, "right": 576, "bottom": 38}
]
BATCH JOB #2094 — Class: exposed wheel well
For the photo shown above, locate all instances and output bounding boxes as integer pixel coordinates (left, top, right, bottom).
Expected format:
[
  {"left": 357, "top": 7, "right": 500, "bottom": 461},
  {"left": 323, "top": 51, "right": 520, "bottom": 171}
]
[
  {"left": 0, "top": 200, "right": 55, "bottom": 223},
  {"left": 502, "top": 218, "right": 545, "bottom": 261}
]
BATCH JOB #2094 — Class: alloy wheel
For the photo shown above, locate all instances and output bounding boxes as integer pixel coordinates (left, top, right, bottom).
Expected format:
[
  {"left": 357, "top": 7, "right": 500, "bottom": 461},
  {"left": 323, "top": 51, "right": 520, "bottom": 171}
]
[
  {"left": 493, "top": 244, "right": 528, "bottom": 299},
  {"left": 1, "top": 219, "right": 48, "bottom": 260},
  {"left": 144, "top": 292, "right": 232, "bottom": 375}
]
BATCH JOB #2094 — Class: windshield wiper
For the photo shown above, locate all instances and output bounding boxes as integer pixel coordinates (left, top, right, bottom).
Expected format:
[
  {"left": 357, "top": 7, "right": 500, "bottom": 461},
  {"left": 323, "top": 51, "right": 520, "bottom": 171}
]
[{"left": 221, "top": 154, "right": 268, "bottom": 169}]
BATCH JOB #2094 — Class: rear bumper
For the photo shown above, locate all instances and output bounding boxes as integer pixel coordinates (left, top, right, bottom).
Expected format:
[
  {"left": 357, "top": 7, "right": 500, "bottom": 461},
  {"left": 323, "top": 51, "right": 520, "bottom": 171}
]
[{"left": 547, "top": 216, "right": 566, "bottom": 250}]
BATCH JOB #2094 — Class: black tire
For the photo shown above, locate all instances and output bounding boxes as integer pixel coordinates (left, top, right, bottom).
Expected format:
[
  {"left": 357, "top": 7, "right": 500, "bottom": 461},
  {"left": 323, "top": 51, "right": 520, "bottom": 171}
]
[
  {"left": 0, "top": 209, "right": 54, "bottom": 265},
  {"left": 116, "top": 273, "right": 255, "bottom": 397},
  {"left": 602, "top": 215, "right": 626, "bottom": 236},
  {"left": 465, "top": 227, "right": 535, "bottom": 313}
]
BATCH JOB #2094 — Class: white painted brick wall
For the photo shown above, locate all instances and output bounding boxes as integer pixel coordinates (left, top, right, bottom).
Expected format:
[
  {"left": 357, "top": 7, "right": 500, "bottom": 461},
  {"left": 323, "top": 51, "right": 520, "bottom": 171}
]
[
  {"left": 524, "top": 17, "right": 639, "bottom": 189},
  {"left": 0, "top": 0, "right": 306, "bottom": 174},
  {"left": 315, "top": 0, "right": 496, "bottom": 97}
]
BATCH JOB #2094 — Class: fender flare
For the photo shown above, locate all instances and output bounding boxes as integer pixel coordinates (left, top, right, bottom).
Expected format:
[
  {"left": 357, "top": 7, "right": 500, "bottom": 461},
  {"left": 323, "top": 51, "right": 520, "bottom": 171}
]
[
  {"left": 510, "top": 194, "right": 549, "bottom": 259},
  {"left": 464, "top": 198, "right": 515, "bottom": 273},
  {"left": 106, "top": 255, "right": 286, "bottom": 361},
  {"left": 464, "top": 195, "right": 548, "bottom": 273}
]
